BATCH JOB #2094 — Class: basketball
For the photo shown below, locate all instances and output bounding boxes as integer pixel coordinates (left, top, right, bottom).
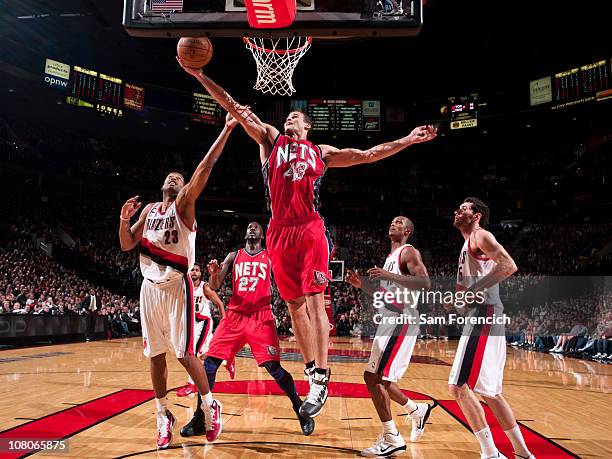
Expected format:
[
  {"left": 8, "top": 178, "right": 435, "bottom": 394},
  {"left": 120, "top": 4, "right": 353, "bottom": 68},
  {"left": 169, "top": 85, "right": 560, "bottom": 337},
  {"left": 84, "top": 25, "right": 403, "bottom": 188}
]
[{"left": 177, "top": 37, "right": 213, "bottom": 69}]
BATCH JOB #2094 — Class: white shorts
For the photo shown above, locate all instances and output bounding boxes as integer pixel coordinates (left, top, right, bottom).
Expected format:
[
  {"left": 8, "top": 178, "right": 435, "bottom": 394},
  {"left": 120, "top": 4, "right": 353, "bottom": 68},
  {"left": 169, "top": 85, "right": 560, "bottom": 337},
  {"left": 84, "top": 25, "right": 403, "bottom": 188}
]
[
  {"left": 194, "top": 316, "right": 213, "bottom": 357},
  {"left": 140, "top": 274, "right": 196, "bottom": 359},
  {"left": 448, "top": 305, "right": 506, "bottom": 397},
  {"left": 365, "top": 312, "right": 419, "bottom": 383}
]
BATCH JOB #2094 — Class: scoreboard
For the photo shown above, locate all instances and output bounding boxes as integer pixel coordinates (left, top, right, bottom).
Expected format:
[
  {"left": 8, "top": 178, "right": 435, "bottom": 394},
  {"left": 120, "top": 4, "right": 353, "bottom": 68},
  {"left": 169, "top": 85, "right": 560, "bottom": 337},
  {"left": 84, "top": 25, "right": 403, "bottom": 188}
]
[
  {"left": 531, "top": 59, "right": 611, "bottom": 109},
  {"left": 123, "top": 84, "right": 145, "bottom": 111},
  {"left": 292, "top": 99, "right": 380, "bottom": 132},
  {"left": 71, "top": 65, "right": 98, "bottom": 102},
  {"left": 49, "top": 58, "right": 144, "bottom": 116},
  {"left": 192, "top": 92, "right": 223, "bottom": 125},
  {"left": 449, "top": 95, "right": 479, "bottom": 130},
  {"left": 97, "top": 73, "right": 123, "bottom": 117}
]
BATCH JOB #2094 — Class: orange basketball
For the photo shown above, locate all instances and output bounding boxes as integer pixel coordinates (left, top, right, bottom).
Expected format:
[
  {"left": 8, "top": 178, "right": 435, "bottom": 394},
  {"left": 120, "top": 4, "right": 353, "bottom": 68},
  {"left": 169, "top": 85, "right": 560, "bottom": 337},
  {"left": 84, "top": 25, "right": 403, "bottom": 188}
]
[{"left": 177, "top": 37, "right": 213, "bottom": 69}]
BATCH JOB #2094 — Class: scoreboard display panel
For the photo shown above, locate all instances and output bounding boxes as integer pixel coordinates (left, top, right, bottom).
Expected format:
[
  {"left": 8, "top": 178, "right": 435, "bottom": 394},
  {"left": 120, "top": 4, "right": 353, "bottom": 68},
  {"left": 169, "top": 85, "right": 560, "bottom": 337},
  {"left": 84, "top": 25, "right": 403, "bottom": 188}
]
[
  {"left": 97, "top": 73, "right": 123, "bottom": 117},
  {"left": 192, "top": 92, "right": 223, "bottom": 125},
  {"left": 123, "top": 84, "right": 145, "bottom": 111},
  {"left": 301, "top": 99, "right": 380, "bottom": 132},
  {"left": 70, "top": 65, "right": 98, "bottom": 102},
  {"left": 553, "top": 59, "right": 610, "bottom": 107}
]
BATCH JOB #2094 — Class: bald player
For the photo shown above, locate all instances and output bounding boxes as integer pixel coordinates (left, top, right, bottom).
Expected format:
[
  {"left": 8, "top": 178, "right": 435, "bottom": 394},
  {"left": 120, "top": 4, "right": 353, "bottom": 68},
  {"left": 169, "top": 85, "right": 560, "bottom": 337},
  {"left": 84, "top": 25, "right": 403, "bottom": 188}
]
[{"left": 346, "top": 216, "right": 433, "bottom": 457}]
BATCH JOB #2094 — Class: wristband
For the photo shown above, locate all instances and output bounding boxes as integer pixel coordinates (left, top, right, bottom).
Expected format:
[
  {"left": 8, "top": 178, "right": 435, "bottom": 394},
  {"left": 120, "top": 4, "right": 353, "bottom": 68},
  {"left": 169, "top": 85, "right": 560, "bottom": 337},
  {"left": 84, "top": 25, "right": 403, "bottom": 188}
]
[{"left": 119, "top": 215, "right": 130, "bottom": 222}]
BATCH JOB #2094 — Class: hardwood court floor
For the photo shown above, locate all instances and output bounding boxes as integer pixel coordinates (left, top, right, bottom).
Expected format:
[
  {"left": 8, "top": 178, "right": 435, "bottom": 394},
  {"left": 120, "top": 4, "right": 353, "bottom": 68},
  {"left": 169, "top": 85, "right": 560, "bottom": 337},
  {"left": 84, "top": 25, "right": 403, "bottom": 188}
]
[{"left": 0, "top": 337, "right": 610, "bottom": 458}]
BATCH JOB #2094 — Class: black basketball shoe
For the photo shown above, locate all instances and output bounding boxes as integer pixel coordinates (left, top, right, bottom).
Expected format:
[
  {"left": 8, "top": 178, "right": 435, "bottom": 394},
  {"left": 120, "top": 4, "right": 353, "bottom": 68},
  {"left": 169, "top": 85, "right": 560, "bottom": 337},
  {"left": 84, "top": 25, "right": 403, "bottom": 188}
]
[
  {"left": 180, "top": 408, "right": 205, "bottom": 437},
  {"left": 298, "top": 368, "right": 330, "bottom": 418}
]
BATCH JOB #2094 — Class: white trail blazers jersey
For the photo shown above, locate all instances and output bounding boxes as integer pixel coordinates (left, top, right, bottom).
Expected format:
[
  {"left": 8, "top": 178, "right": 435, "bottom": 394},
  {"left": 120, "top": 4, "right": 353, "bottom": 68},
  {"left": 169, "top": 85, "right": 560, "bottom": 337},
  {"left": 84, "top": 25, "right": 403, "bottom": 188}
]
[
  {"left": 456, "top": 233, "right": 501, "bottom": 307},
  {"left": 193, "top": 281, "right": 212, "bottom": 320},
  {"left": 139, "top": 201, "right": 196, "bottom": 283},
  {"left": 380, "top": 244, "right": 419, "bottom": 311}
]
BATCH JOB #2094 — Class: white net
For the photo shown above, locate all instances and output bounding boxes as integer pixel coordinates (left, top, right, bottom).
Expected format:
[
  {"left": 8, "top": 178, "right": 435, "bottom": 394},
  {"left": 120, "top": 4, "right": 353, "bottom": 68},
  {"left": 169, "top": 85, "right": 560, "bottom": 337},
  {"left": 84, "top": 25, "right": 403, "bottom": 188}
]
[{"left": 243, "top": 36, "right": 312, "bottom": 96}]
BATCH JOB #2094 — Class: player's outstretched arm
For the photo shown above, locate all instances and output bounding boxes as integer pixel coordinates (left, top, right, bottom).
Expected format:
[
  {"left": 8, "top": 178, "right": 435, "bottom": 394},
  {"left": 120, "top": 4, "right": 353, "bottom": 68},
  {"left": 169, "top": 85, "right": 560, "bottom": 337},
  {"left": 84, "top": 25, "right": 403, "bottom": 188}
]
[
  {"left": 346, "top": 269, "right": 377, "bottom": 297},
  {"left": 118, "top": 196, "right": 154, "bottom": 251},
  {"left": 204, "top": 283, "right": 226, "bottom": 319},
  {"left": 176, "top": 113, "right": 237, "bottom": 229},
  {"left": 177, "top": 59, "right": 278, "bottom": 147},
  {"left": 207, "top": 251, "right": 237, "bottom": 290},
  {"left": 469, "top": 230, "right": 518, "bottom": 292},
  {"left": 321, "top": 125, "right": 437, "bottom": 168}
]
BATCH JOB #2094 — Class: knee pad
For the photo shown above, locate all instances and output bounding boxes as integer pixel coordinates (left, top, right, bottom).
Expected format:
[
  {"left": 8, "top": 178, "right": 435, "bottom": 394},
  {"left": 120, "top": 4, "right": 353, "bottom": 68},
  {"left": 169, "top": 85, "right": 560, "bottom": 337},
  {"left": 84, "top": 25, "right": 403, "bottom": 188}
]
[
  {"left": 204, "top": 356, "right": 222, "bottom": 375},
  {"left": 262, "top": 360, "right": 286, "bottom": 381}
]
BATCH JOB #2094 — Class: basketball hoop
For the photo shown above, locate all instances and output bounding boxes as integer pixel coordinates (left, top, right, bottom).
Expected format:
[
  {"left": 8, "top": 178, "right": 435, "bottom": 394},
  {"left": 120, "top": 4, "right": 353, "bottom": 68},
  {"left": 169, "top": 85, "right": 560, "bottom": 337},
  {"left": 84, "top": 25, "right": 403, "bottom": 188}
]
[{"left": 243, "top": 36, "right": 312, "bottom": 96}]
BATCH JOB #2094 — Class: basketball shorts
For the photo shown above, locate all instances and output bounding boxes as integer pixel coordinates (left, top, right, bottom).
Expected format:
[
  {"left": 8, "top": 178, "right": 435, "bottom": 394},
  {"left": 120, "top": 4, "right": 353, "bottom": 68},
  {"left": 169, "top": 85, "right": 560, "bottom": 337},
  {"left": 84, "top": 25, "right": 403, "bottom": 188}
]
[
  {"left": 267, "top": 217, "right": 334, "bottom": 300},
  {"left": 366, "top": 310, "right": 419, "bottom": 382},
  {"left": 206, "top": 308, "right": 280, "bottom": 365},
  {"left": 194, "top": 316, "right": 213, "bottom": 358},
  {"left": 448, "top": 305, "right": 506, "bottom": 397},
  {"left": 140, "top": 274, "right": 195, "bottom": 359}
]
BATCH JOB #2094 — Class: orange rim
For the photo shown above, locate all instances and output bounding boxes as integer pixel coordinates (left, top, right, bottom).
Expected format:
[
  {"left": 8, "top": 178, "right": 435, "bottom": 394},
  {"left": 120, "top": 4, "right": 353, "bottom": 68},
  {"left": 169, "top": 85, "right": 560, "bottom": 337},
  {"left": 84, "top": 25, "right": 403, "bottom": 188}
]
[{"left": 243, "top": 36, "right": 312, "bottom": 55}]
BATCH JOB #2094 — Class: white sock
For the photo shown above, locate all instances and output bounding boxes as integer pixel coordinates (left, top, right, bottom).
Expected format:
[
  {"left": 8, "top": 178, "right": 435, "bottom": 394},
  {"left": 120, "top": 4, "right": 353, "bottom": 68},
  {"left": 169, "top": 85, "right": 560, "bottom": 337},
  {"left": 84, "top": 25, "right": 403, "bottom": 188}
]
[
  {"left": 504, "top": 425, "right": 530, "bottom": 457},
  {"left": 474, "top": 426, "right": 498, "bottom": 457},
  {"left": 187, "top": 376, "right": 194, "bottom": 385},
  {"left": 201, "top": 391, "right": 214, "bottom": 410},
  {"left": 403, "top": 399, "right": 418, "bottom": 414},
  {"left": 382, "top": 420, "right": 398, "bottom": 435},
  {"left": 155, "top": 397, "right": 167, "bottom": 415}
]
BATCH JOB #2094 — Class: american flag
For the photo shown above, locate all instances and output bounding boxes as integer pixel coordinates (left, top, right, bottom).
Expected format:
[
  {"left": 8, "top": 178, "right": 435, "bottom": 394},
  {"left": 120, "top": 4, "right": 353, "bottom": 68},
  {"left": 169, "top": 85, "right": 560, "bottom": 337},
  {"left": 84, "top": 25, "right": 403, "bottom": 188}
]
[{"left": 150, "top": 0, "right": 183, "bottom": 12}]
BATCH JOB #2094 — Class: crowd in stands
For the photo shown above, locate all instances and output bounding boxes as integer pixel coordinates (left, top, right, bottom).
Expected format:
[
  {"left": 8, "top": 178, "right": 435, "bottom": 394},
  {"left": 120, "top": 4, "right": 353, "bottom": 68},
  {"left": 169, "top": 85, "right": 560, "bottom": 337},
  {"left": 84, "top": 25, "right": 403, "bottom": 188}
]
[{"left": 1, "top": 115, "right": 611, "bottom": 363}]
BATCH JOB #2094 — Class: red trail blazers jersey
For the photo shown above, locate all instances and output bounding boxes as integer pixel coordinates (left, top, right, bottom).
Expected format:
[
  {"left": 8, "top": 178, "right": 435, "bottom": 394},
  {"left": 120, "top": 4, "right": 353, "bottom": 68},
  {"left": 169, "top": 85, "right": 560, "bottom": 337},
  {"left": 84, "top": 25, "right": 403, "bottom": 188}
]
[
  {"left": 228, "top": 248, "right": 272, "bottom": 313},
  {"left": 262, "top": 134, "right": 326, "bottom": 223}
]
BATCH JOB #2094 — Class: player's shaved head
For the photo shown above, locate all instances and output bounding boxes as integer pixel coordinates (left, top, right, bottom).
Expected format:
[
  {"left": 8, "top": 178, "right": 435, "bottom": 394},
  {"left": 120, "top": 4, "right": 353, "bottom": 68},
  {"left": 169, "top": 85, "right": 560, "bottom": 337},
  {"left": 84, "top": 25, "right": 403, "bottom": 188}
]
[{"left": 397, "top": 216, "right": 415, "bottom": 235}]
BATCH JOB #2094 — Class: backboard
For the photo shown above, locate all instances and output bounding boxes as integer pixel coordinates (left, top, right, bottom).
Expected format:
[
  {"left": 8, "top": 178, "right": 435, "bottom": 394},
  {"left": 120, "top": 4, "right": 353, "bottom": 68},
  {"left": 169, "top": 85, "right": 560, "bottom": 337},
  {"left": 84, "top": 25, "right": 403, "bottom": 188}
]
[{"left": 123, "top": 0, "right": 423, "bottom": 38}]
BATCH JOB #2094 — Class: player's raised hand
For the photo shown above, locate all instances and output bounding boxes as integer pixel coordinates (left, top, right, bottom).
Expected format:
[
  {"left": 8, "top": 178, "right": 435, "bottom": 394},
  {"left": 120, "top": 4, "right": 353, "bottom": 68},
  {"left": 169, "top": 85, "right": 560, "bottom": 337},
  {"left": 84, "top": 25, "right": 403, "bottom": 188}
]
[
  {"left": 367, "top": 266, "right": 391, "bottom": 280},
  {"left": 225, "top": 111, "right": 239, "bottom": 129},
  {"left": 345, "top": 269, "right": 362, "bottom": 289},
  {"left": 176, "top": 56, "right": 203, "bottom": 78},
  {"left": 207, "top": 259, "right": 221, "bottom": 275},
  {"left": 120, "top": 196, "right": 142, "bottom": 220},
  {"left": 407, "top": 125, "right": 437, "bottom": 144}
]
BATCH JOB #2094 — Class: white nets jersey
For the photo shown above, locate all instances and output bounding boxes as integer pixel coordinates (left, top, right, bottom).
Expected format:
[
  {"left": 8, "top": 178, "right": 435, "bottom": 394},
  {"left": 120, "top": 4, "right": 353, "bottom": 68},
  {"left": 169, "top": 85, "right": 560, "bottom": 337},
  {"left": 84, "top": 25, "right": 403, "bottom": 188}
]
[
  {"left": 139, "top": 201, "right": 196, "bottom": 283},
  {"left": 457, "top": 232, "right": 501, "bottom": 307}
]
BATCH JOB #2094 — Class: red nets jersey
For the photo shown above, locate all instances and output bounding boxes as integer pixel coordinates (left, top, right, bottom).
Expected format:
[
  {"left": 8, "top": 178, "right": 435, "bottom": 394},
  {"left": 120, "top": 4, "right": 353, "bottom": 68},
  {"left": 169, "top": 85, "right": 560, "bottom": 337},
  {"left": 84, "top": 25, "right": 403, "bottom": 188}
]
[
  {"left": 228, "top": 248, "right": 272, "bottom": 313},
  {"left": 263, "top": 134, "right": 326, "bottom": 223}
]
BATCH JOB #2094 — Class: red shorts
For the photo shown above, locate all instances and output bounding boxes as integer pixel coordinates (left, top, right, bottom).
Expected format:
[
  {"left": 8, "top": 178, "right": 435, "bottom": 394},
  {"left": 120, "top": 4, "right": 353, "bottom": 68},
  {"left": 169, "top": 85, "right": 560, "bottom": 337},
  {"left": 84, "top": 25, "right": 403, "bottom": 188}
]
[
  {"left": 206, "top": 308, "right": 280, "bottom": 365},
  {"left": 267, "top": 217, "right": 334, "bottom": 300}
]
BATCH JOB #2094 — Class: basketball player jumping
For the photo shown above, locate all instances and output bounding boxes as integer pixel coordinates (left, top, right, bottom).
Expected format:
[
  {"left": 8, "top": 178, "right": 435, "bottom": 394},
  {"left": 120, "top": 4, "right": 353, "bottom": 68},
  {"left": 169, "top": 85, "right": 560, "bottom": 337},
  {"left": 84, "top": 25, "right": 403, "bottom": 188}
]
[
  {"left": 180, "top": 222, "right": 315, "bottom": 437},
  {"left": 445, "top": 198, "right": 534, "bottom": 459},
  {"left": 175, "top": 263, "right": 229, "bottom": 397},
  {"left": 177, "top": 59, "right": 436, "bottom": 418},
  {"left": 118, "top": 113, "right": 238, "bottom": 448},
  {"left": 346, "top": 216, "right": 433, "bottom": 457}
]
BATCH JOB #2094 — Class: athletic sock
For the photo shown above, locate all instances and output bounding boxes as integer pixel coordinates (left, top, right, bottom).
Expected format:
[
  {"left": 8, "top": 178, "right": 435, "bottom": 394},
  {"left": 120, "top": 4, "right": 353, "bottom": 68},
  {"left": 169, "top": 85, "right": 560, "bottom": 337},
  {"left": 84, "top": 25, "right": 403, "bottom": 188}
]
[
  {"left": 475, "top": 426, "right": 498, "bottom": 458},
  {"left": 504, "top": 425, "right": 530, "bottom": 458},
  {"left": 155, "top": 397, "right": 168, "bottom": 415},
  {"left": 200, "top": 391, "right": 213, "bottom": 411},
  {"left": 305, "top": 360, "right": 315, "bottom": 370},
  {"left": 403, "top": 399, "right": 418, "bottom": 414},
  {"left": 382, "top": 420, "right": 398, "bottom": 436}
]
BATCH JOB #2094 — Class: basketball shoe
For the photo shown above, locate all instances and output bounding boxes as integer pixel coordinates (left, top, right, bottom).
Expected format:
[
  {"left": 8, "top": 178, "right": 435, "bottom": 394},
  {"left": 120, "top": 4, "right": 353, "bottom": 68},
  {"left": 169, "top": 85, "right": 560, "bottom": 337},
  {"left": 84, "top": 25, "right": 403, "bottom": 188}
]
[
  {"left": 175, "top": 382, "right": 197, "bottom": 397},
  {"left": 304, "top": 366, "right": 315, "bottom": 385},
  {"left": 299, "top": 369, "right": 330, "bottom": 418},
  {"left": 156, "top": 410, "right": 175, "bottom": 449},
  {"left": 225, "top": 358, "right": 236, "bottom": 380},
  {"left": 180, "top": 408, "right": 205, "bottom": 437},
  {"left": 294, "top": 407, "right": 315, "bottom": 436},
  {"left": 361, "top": 432, "right": 406, "bottom": 457},
  {"left": 406, "top": 403, "right": 433, "bottom": 442},
  {"left": 482, "top": 452, "right": 508, "bottom": 459},
  {"left": 205, "top": 399, "right": 223, "bottom": 442}
]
